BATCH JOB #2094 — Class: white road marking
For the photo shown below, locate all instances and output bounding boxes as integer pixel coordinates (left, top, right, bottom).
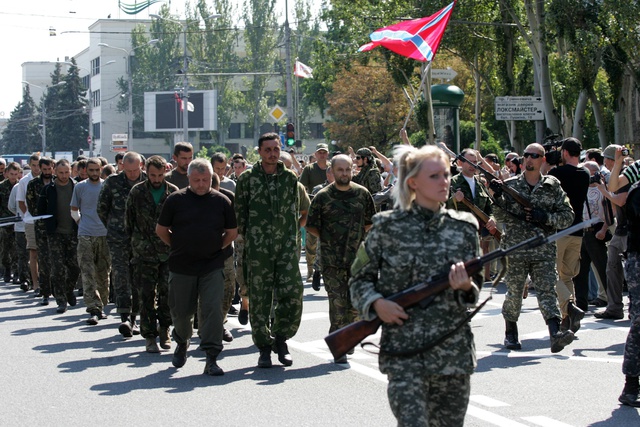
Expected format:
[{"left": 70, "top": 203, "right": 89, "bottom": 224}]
[
  {"left": 470, "top": 395, "right": 511, "bottom": 407},
  {"left": 521, "top": 416, "right": 576, "bottom": 427},
  {"left": 476, "top": 350, "right": 622, "bottom": 364},
  {"left": 466, "top": 405, "right": 531, "bottom": 427},
  {"left": 300, "top": 312, "right": 329, "bottom": 321}
]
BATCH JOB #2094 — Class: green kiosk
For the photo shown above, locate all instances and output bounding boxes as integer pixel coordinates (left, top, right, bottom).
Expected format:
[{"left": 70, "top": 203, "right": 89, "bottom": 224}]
[{"left": 431, "top": 84, "right": 464, "bottom": 153}]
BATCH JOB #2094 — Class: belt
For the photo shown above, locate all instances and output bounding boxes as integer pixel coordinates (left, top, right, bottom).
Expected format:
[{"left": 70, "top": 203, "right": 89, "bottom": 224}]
[{"left": 585, "top": 222, "right": 604, "bottom": 232}]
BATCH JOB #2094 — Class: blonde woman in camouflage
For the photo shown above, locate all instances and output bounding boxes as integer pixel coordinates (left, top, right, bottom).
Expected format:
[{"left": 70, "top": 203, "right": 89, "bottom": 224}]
[{"left": 350, "top": 144, "right": 480, "bottom": 426}]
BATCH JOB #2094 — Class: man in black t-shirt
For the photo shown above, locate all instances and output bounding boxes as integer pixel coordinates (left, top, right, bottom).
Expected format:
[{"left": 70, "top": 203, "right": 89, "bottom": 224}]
[
  {"left": 156, "top": 158, "right": 237, "bottom": 376},
  {"left": 548, "top": 138, "right": 590, "bottom": 329}
]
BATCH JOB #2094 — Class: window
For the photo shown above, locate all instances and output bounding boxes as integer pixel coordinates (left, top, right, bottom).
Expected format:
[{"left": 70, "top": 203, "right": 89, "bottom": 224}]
[
  {"left": 228, "top": 123, "right": 241, "bottom": 139},
  {"left": 92, "top": 90, "right": 100, "bottom": 107},
  {"left": 92, "top": 123, "right": 101, "bottom": 140},
  {"left": 91, "top": 57, "right": 100, "bottom": 76},
  {"left": 309, "top": 123, "right": 326, "bottom": 139},
  {"left": 81, "top": 75, "right": 90, "bottom": 91}
]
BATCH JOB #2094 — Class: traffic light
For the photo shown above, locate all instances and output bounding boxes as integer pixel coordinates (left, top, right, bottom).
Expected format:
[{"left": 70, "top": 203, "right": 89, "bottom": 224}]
[{"left": 286, "top": 123, "right": 295, "bottom": 146}]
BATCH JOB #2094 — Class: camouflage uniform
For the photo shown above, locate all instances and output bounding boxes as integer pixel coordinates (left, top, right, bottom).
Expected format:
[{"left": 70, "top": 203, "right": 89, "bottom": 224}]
[
  {"left": 296, "top": 182, "right": 311, "bottom": 260},
  {"left": 38, "top": 179, "right": 80, "bottom": 305},
  {"left": 98, "top": 171, "right": 145, "bottom": 314},
  {"left": 299, "top": 163, "right": 327, "bottom": 276},
  {"left": 350, "top": 204, "right": 480, "bottom": 426},
  {"left": 352, "top": 163, "right": 383, "bottom": 195},
  {"left": 235, "top": 160, "right": 303, "bottom": 349},
  {"left": 125, "top": 180, "right": 178, "bottom": 338},
  {"left": 306, "top": 182, "right": 375, "bottom": 332},
  {"left": 492, "top": 174, "right": 574, "bottom": 322},
  {"left": 446, "top": 173, "right": 493, "bottom": 220},
  {"left": 623, "top": 182, "right": 640, "bottom": 378},
  {"left": 27, "top": 176, "right": 51, "bottom": 296},
  {"left": 0, "top": 179, "right": 17, "bottom": 272}
]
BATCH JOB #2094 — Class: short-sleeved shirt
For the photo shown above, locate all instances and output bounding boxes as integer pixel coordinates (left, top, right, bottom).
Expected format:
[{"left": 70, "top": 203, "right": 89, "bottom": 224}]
[
  {"left": 306, "top": 182, "right": 375, "bottom": 268},
  {"left": 15, "top": 172, "right": 33, "bottom": 210},
  {"left": 165, "top": 169, "right": 189, "bottom": 189},
  {"left": 71, "top": 179, "right": 107, "bottom": 237},
  {"left": 299, "top": 162, "right": 327, "bottom": 193},
  {"left": 623, "top": 160, "right": 640, "bottom": 186},
  {"left": 158, "top": 188, "right": 237, "bottom": 275}
]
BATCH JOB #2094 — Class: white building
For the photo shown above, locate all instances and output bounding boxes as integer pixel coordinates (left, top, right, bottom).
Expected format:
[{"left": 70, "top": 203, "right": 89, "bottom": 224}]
[{"left": 21, "top": 18, "right": 326, "bottom": 162}]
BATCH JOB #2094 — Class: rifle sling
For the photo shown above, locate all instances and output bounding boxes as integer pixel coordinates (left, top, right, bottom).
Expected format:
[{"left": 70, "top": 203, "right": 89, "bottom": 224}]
[{"left": 361, "top": 294, "right": 492, "bottom": 358}]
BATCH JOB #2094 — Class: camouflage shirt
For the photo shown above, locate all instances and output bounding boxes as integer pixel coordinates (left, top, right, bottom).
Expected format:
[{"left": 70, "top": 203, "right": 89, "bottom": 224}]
[
  {"left": 306, "top": 182, "right": 375, "bottom": 269},
  {"left": 352, "top": 164, "right": 383, "bottom": 194},
  {"left": 492, "top": 173, "right": 574, "bottom": 258},
  {"left": 97, "top": 171, "right": 146, "bottom": 241},
  {"left": 349, "top": 203, "right": 480, "bottom": 376},
  {"left": 0, "top": 179, "right": 17, "bottom": 219},
  {"left": 125, "top": 180, "right": 179, "bottom": 263},
  {"left": 235, "top": 160, "right": 301, "bottom": 255},
  {"left": 26, "top": 176, "right": 49, "bottom": 216}
]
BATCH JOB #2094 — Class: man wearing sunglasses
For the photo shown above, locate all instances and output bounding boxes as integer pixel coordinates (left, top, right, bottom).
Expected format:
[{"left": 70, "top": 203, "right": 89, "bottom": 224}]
[{"left": 490, "top": 143, "right": 575, "bottom": 353}]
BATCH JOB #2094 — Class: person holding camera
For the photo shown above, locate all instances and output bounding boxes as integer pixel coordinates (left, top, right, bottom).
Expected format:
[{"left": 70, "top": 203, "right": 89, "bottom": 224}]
[
  {"left": 571, "top": 162, "right": 611, "bottom": 330},
  {"left": 547, "top": 138, "right": 590, "bottom": 323}
]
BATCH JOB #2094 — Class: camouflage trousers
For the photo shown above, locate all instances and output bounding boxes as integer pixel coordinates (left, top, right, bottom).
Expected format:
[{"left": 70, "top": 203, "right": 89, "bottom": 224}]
[
  {"left": 246, "top": 244, "right": 303, "bottom": 348},
  {"left": 235, "top": 236, "right": 247, "bottom": 298},
  {"left": 0, "top": 227, "right": 16, "bottom": 271},
  {"left": 78, "top": 236, "right": 110, "bottom": 315},
  {"left": 35, "top": 228, "right": 52, "bottom": 297},
  {"left": 13, "top": 232, "right": 29, "bottom": 283},
  {"left": 131, "top": 260, "right": 171, "bottom": 338},
  {"left": 48, "top": 233, "right": 80, "bottom": 306},
  {"left": 323, "top": 266, "right": 358, "bottom": 333},
  {"left": 107, "top": 239, "right": 136, "bottom": 314},
  {"left": 305, "top": 232, "right": 318, "bottom": 274},
  {"left": 623, "top": 252, "right": 640, "bottom": 376},
  {"left": 387, "top": 372, "right": 470, "bottom": 427},
  {"left": 222, "top": 255, "right": 236, "bottom": 321},
  {"left": 502, "top": 256, "right": 561, "bottom": 322}
]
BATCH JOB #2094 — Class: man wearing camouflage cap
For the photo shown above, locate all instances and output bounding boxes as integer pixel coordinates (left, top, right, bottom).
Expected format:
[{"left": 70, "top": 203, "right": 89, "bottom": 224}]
[{"left": 352, "top": 147, "right": 383, "bottom": 195}]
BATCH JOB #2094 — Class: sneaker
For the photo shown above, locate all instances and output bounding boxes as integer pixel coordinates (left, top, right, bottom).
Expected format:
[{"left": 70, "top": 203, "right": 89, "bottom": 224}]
[
  {"left": 132, "top": 321, "right": 140, "bottom": 335},
  {"left": 238, "top": 309, "right": 249, "bottom": 326},
  {"left": 222, "top": 328, "right": 234, "bottom": 343},
  {"left": 228, "top": 305, "right": 238, "bottom": 315},
  {"left": 145, "top": 337, "right": 160, "bottom": 353},
  {"left": 86, "top": 314, "right": 99, "bottom": 325},
  {"left": 20, "top": 283, "right": 28, "bottom": 292}
]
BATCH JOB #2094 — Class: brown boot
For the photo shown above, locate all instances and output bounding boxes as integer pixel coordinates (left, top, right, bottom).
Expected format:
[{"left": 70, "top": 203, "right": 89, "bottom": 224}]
[
  {"left": 159, "top": 328, "right": 172, "bottom": 350},
  {"left": 145, "top": 337, "right": 160, "bottom": 353}
]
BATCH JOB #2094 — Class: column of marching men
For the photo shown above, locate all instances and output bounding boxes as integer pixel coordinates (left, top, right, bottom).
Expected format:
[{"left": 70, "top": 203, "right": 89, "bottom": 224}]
[{"left": 1, "top": 133, "right": 640, "bottom": 422}]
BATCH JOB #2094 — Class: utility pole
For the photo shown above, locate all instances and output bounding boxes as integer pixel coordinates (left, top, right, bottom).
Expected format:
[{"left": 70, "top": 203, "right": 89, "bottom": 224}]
[{"left": 284, "top": 0, "right": 294, "bottom": 129}]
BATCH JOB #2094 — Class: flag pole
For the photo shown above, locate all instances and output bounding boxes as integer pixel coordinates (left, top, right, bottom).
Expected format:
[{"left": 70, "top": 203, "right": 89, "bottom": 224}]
[{"left": 402, "top": 61, "right": 434, "bottom": 145}]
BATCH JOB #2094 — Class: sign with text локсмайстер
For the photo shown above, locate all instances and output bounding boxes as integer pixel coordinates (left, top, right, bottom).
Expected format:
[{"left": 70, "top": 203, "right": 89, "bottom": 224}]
[{"left": 495, "top": 96, "right": 544, "bottom": 121}]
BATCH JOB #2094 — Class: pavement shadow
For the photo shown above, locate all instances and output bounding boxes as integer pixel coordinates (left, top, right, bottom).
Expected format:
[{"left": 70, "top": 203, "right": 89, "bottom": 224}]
[
  {"left": 571, "top": 342, "right": 625, "bottom": 357},
  {"left": 588, "top": 404, "right": 640, "bottom": 426},
  {"left": 89, "top": 356, "right": 344, "bottom": 395}
]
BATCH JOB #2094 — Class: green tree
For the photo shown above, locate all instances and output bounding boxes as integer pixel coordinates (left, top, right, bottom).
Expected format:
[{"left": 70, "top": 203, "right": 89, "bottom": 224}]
[{"left": 1, "top": 86, "right": 40, "bottom": 154}]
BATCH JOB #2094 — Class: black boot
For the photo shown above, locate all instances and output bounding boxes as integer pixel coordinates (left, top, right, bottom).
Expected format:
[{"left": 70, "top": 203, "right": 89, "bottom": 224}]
[
  {"left": 204, "top": 352, "right": 224, "bottom": 376},
  {"left": 257, "top": 346, "right": 272, "bottom": 368},
  {"left": 567, "top": 302, "right": 585, "bottom": 333},
  {"left": 547, "top": 317, "right": 574, "bottom": 353},
  {"left": 118, "top": 314, "right": 133, "bottom": 338},
  {"left": 504, "top": 320, "right": 522, "bottom": 350},
  {"left": 619, "top": 376, "right": 640, "bottom": 407},
  {"left": 3, "top": 267, "right": 11, "bottom": 283},
  {"left": 273, "top": 336, "right": 293, "bottom": 366},
  {"left": 172, "top": 341, "right": 189, "bottom": 368},
  {"left": 311, "top": 269, "right": 322, "bottom": 291}
]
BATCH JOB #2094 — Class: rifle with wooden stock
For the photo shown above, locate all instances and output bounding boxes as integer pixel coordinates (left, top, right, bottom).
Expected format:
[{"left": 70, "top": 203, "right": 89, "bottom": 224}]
[
  {"left": 438, "top": 143, "right": 552, "bottom": 233},
  {"left": 456, "top": 196, "right": 501, "bottom": 242},
  {"left": 324, "top": 218, "right": 599, "bottom": 360}
]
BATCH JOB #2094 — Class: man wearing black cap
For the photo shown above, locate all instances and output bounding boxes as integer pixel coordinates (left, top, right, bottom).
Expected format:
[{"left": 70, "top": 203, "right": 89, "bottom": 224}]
[
  {"left": 353, "top": 147, "right": 382, "bottom": 195},
  {"left": 548, "top": 137, "right": 590, "bottom": 330},
  {"left": 299, "top": 143, "right": 329, "bottom": 282}
]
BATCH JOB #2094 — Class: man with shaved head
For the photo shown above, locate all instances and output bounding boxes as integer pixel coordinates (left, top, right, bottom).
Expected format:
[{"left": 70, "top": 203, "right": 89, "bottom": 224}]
[
  {"left": 306, "top": 154, "right": 376, "bottom": 363},
  {"left": 490, "top": 143, "right": 575, "bottom": 354}
]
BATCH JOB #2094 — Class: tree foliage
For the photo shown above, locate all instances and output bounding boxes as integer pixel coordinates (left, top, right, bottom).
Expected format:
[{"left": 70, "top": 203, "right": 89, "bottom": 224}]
[{"left": 1, "top": 86, "right": 40, "bottom": 154}]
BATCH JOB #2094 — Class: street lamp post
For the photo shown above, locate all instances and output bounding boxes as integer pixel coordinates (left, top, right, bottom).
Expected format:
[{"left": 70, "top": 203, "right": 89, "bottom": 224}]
[
  {"left": 149, "top": 12, "right": 220, "bottom": 142},
  {"left": 21, "top": 81, "right": 66, "bottom": 154},
  {"left": 97, "top": 40, "right": 158, "bottom": 147}
]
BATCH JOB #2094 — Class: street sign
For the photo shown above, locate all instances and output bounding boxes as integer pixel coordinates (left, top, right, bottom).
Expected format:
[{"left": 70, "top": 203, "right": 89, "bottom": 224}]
[
  {"left": 432, "top": 68, "right": 457, "bottom": 80},
  {"left": 495, "top": 96, "right": 545, "bottom": 121},
  {"left": 111, "top": 133, "right": 128, "bottom": 152},
  {"left": 269, "top": 105, "right": 285, "bottom": 122}
]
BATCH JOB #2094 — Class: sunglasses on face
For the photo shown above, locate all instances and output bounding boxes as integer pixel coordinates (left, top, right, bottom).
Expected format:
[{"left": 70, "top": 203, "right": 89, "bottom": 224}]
[{"left": 523, "top": 152, "right": 543, "bottom": 159}]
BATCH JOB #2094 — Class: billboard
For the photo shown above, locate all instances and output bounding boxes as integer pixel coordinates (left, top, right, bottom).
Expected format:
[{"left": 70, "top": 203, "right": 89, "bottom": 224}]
[{"left": 144, "top": 90, "right": 217, "bottom": 132}]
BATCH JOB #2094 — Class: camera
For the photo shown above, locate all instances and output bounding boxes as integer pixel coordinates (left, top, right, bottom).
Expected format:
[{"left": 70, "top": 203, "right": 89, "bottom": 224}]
[
  {"left": 542, "top": 135, "right": 563, "bottom": 166},
  {"left": 621, "top": 148, "right": 630, "bottom": 156},
  {"left": 589, "top": 171, "right": 601, "bottom": 184}
]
